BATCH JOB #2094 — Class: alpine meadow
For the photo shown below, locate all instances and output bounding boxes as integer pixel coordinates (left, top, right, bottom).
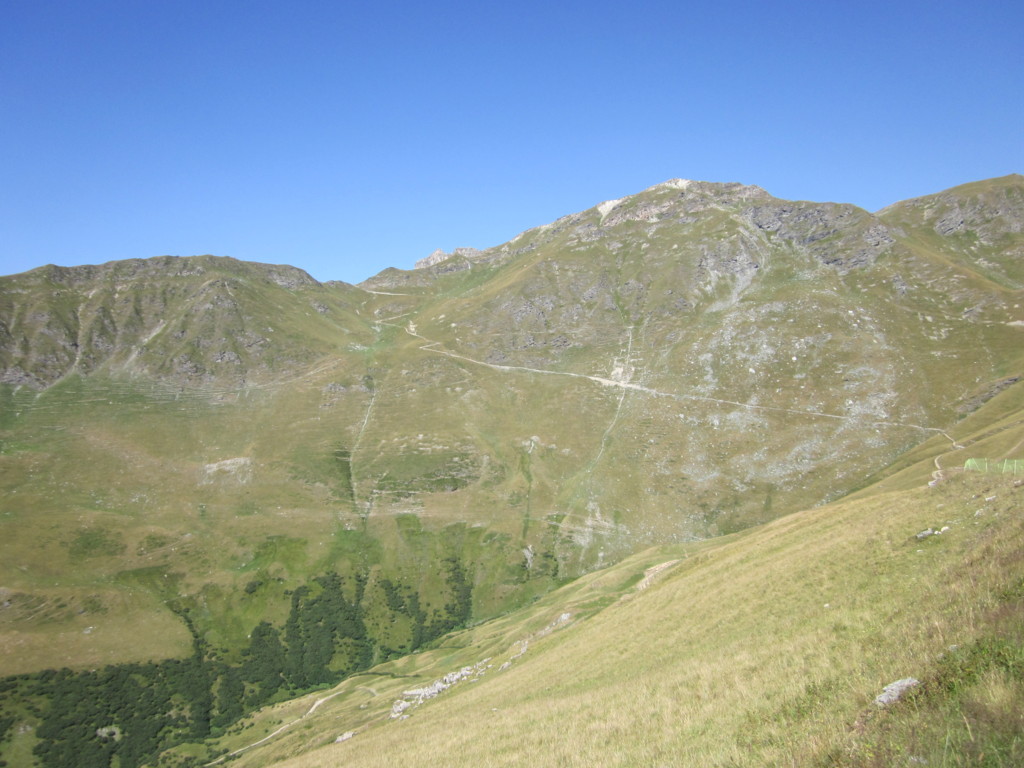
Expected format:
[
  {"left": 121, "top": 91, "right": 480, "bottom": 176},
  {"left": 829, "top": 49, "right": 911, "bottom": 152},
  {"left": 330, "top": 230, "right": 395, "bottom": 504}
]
[{"left": 1, "top": 175, "right": 1023, "bottom": 767}]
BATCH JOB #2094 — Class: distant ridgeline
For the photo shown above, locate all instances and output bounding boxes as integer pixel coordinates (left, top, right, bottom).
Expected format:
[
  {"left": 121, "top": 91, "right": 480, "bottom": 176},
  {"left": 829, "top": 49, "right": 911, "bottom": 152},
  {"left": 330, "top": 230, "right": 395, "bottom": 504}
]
[{"left": 963, "top": 458, "right": 1024, "bottom": 474}]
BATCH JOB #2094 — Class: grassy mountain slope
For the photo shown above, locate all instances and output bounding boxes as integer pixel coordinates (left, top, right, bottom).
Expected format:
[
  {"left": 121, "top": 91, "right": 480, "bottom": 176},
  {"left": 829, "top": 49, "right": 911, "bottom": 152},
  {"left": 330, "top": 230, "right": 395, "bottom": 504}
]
[
  {"left": 0, "top": 176, "right": 1021, "bottom": 766},
  {"left": 133, "top": 383, "right": 1023, "bottom": 768},
  {"left": 0, "top": 257, "right": 380, "bottom": 672}
]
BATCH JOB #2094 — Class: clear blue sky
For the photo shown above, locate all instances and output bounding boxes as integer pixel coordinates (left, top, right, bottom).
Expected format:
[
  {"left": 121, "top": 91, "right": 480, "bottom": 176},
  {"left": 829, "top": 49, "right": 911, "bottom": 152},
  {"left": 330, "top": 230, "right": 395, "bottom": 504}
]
[{"left": 2, "top": 0, "right": 1021, "bottom": 284}]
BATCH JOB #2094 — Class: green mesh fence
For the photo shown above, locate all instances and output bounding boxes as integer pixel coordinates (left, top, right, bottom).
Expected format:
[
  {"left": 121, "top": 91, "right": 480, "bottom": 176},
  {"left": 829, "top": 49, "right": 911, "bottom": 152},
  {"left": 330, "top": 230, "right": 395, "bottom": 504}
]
[{"left": 963, "top": 458, "right": 1024, "bottom": 475}]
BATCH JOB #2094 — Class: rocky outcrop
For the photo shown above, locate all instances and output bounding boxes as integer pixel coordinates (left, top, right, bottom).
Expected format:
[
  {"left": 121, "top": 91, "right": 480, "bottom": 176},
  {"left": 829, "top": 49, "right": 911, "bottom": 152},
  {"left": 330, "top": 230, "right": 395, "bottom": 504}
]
[{"left": 414, "top": 247, "right": 483, "bottom": 270}]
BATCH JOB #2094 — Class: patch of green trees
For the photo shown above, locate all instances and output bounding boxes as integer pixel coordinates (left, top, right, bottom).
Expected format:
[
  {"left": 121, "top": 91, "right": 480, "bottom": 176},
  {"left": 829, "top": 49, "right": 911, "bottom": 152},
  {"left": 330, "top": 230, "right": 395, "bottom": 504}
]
[{"left": 0, "top": 562, "right": 476, "bottom": 768}]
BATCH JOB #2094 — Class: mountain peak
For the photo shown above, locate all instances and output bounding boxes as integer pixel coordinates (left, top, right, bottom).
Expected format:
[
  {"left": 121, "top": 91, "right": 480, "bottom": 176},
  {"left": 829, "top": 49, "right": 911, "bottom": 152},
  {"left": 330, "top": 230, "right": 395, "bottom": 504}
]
[
  {"left": 414, "top": 247, "right": 483, "bottom": 270},
  {"left": 644, "top": 178, "right": 770, "bottom": 197},
  {"left": 649, "top": 178, "right": 696, "bottom": 190}
]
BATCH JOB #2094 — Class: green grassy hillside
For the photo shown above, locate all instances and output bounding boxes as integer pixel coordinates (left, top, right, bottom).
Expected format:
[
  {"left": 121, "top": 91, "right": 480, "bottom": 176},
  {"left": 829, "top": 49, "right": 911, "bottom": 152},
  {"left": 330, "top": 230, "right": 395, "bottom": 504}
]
[
  {"left": 130, "top": 387, "right": 1022, "bottom": 767},
  {"left": 0, "top": 176, "right": 1022, "bottom": 767}
]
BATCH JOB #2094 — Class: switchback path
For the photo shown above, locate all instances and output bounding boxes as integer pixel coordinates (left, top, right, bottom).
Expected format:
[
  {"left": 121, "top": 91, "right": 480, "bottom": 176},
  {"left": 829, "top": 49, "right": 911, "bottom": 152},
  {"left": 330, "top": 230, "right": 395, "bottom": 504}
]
[{"left": 205, "top": 687, "right": 352, "bottom": 765}]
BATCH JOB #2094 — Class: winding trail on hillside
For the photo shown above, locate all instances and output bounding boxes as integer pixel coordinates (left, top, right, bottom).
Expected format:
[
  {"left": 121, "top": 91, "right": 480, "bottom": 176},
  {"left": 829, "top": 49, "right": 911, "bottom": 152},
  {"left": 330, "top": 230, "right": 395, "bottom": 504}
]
[
  {"left": 204, "top": 688, "right": 352, "bottom": 766},
  {"left": 392, "top": 322, "right": 963, "bottom": 442},
  {"left": 931, "top": 417, "right": 1024, "bottom": 484}
]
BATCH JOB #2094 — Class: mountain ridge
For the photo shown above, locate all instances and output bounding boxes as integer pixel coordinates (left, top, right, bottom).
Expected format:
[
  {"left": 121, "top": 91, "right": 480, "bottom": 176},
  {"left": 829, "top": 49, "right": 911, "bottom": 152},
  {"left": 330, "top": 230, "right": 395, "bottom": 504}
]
[{"left": 2, "top": 175, "right": 1021, "bottom": 546}]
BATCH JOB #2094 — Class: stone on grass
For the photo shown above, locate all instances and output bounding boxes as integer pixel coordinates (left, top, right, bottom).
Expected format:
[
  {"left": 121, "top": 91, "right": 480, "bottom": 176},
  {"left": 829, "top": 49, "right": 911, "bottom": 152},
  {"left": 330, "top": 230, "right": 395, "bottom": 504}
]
[{"left": 874, "top": 677, "right": 920, "bottom": 707}]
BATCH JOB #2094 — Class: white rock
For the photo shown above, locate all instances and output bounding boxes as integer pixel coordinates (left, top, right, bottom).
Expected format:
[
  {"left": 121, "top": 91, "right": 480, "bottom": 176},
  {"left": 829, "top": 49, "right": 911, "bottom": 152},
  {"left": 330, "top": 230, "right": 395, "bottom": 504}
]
[{"left": 874, "top": 677, "right": 920, "bottom": 707}]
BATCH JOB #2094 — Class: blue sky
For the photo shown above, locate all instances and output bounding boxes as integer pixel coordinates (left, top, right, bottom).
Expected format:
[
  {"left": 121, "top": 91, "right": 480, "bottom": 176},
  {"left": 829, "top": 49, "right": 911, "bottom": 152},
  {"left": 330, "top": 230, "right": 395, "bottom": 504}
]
[{"left": 2, "top": 0, "right": 1021, "bottom": 284}]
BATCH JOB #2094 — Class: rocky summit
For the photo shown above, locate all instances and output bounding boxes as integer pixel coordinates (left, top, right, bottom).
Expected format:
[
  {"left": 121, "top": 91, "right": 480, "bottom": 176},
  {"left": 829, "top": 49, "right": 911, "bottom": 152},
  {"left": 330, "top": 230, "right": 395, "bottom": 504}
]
[{"left": 1, "top": 175, "right": 1023, "bottom": 767}]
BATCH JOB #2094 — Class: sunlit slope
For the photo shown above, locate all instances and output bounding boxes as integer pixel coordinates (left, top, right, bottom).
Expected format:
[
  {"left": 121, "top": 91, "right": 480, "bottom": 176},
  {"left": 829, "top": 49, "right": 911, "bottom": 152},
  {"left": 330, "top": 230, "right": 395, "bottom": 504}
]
[{"left": 208, "top": 423, "right": 1023, "bottom": 767}]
